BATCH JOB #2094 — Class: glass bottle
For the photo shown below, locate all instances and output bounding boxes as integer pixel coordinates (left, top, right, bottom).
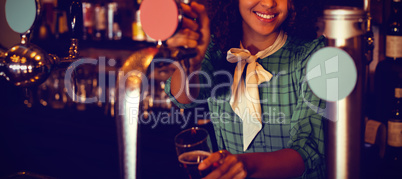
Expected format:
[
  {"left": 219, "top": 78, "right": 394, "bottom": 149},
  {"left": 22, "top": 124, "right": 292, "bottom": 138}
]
[
  {"left": 132, "top": 0, "right": 146, "bottom": 41},
  {"left": 82, "top": 1, "right": 95, "bottom": 40},
  {"left": 375, "top": 0, "right": 402, "bottom": 124},
  {"left": 385, "top": 87, "right": 402, "bottom": 178},
  {"left": 94, "top": 0, "right": 107, "bottom": 40},
  {"left": 386, "top": 0, "right": 402, "bottom": 60}
]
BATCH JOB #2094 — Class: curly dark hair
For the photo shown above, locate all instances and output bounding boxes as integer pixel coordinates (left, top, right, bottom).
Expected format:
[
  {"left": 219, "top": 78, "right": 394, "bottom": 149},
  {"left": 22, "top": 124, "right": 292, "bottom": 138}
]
[{"left": 206, "top": 0, "right": 324, "bottom": 53}]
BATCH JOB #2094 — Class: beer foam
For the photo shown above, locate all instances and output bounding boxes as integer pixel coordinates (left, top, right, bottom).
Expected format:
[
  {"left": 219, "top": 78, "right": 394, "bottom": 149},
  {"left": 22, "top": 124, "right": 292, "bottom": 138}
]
[{"left": 178, "top": 150, "right": 211, "bottom": 164}]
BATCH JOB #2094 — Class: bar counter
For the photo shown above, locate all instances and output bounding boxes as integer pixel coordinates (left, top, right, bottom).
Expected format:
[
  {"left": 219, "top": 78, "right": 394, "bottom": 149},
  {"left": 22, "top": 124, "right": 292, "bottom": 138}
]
[{"left": 0, "top": 79, "right": 198, "bottom": 179}]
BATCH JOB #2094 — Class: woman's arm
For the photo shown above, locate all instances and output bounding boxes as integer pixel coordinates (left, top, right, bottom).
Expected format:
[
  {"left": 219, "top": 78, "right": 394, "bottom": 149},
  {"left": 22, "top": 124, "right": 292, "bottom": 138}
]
[
  {"left": 238, "top": 149, "right": 305, "bottom": 178},
  {"left": 167, "top": 2, "right": 210, "bottom": 104},
  {"left": 199, "top": 149, "right": 305, "bottom": 179},
  {"left": 286, "top": 36, "right": 327, "bottom": 178}
]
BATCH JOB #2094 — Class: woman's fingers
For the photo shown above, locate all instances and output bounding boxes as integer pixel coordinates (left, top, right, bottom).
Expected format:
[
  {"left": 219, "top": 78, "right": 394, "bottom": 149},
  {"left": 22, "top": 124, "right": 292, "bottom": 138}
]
[
  {"left": 221, "top": 161, "right": 247, "bottom": 179},
  {"left": 178, "top": 28, "right": 200, "bottom": 40},
  {"left": 166, "top": 28, "right": 199, "bottom": 48},
  {"left": 166, "top": 1, "right": 210, "bottom": 69},
  {"left": 204, "top": 155, "right": 237, "bottom": 179},
  {"left": 191, "top": 2, "right": 208, "bottom": 28},
  {"left": 166, "top": 3, "right": 203, "bottom": 48},
  {"left": 198, "top": 151, "right": 222, "bottom": 171},
  {"left": 180, "top": 2, "right": 198, "bottom": 20},
  {"left": 199, "top": 150, "right": 247, "bottom": 179},
  {"left": 233, "top": 170, "right": 248, "bottom": 179},
  {"left": 190, "top": 2, "right": 210, "bottom": 62},
  {"left": 181, "top": 17, "right": 199, "bottom": 31},
  {"left": 166, "top": 37, "right": 197, "bottom": 48}
]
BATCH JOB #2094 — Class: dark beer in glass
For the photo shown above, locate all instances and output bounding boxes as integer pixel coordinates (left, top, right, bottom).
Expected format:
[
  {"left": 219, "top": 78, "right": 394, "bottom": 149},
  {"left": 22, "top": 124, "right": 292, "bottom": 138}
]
[{"left": 175, "top": 127, "right": 212, "bottom": 179}]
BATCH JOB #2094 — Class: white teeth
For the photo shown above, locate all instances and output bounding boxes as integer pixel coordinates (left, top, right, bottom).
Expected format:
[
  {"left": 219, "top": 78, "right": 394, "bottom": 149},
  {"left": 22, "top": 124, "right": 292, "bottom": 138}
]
[{"left": 255, "top": 12, "right": 275, "bottom": 19}]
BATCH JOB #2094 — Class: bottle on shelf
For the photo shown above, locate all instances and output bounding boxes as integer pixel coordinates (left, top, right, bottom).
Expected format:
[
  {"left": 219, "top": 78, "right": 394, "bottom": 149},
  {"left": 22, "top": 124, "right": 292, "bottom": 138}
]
[
  {"left": 375, "top": 1, "right": 402, "bottom": 177},
  {"left": 32, "top": 0, "right": 54, "bottom": 40},
  {"left": 82, "top": 1, "right": 95, "bottom": 40},
  {"left": 55, "top": 0, "right": 70, "bottom": 41},
  {"left": 384, "top": 87, "right": 402, "bottom": 178},
  {"left": 132, "top": 0, "right": 146, "bottom": 41},
  {"left": 375, "top": 0, "right": 402, "bottom": 124},
  {"left": 386, "top": 0, "right": 402, "bottom": 58},
  {"left": 107, "top": 2, "right": 122, "bottom": 40},
  {"left": 94, "top": 1, "right": 107, "bottom": 40}
]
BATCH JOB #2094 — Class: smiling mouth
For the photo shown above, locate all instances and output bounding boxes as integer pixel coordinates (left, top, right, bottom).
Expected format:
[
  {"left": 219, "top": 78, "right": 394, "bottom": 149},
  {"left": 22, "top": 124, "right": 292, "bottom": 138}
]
[{"left": 254, "top": 12, "right": 276, "bottom": 19}]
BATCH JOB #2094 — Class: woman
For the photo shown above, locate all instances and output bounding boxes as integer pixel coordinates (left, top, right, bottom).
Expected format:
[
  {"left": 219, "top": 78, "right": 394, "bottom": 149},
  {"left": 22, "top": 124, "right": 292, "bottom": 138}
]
[{"left": 166, "top": 0, "right": 326, "bottom": 178}]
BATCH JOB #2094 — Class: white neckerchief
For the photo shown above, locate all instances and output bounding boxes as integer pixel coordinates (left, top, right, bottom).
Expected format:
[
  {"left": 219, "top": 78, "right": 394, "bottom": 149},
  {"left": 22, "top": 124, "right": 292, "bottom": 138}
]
[{"left": 226, "top": 31, "right": 287, "bottom": 151}]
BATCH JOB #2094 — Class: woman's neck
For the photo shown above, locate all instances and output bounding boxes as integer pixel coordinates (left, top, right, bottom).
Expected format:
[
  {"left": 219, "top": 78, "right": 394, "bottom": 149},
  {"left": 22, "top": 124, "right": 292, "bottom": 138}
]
[{"left": 241, "top": 31, "right": 280, "bottom": 55}]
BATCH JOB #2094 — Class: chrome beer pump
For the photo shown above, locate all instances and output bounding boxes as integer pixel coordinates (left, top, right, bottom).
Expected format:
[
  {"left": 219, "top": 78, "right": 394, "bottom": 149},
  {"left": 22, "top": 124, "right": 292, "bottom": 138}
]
[
  {"left": 319, "top": 0, "right": 374, "bottom": 178},
  {"left": 0, "top": 0, "right": 83, "bottom": 87},
  {"left": 115, "top": 0, "right": 197, "bottom": 178}
]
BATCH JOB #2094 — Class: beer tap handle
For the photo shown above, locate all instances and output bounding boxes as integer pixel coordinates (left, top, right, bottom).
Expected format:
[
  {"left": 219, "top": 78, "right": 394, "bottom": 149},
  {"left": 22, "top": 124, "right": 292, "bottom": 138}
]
[
  {"left": 364, "top": 31, "right": 374, "bottom": 65},
  {"left": 364, "top": 0, "right": 374, "bottom": 65},
  {"left": 69, "top": 0, "right": 83, "bottom": 39},
  {"left": 65, "top": 0, "right": 83, "bottom": 61}
]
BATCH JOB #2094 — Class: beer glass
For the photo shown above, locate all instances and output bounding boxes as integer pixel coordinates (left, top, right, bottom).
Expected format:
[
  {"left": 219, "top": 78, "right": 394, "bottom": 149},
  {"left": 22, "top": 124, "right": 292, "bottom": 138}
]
[{"left": 175, "top": 127, "right": 212, "bottom": 179}]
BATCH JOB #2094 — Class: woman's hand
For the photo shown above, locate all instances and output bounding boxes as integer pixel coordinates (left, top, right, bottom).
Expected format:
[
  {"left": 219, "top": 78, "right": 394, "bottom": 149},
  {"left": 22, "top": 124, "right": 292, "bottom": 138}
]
[
  {"left": 166, "top": 2, "right": 210, "bottom": 72},
  {"left": 198, "top": 150, "right": 247, "bottom": 179}
]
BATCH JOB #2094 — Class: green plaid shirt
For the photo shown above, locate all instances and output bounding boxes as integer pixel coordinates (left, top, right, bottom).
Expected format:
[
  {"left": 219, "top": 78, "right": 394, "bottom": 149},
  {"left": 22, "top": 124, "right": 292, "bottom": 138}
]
[{"left": 166, "top": 35, "right": 326, "bottom": 178}]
